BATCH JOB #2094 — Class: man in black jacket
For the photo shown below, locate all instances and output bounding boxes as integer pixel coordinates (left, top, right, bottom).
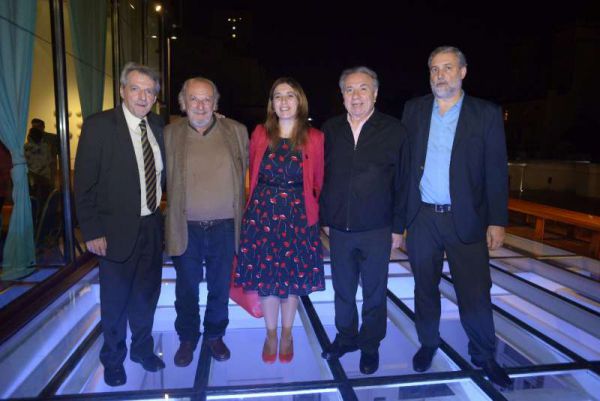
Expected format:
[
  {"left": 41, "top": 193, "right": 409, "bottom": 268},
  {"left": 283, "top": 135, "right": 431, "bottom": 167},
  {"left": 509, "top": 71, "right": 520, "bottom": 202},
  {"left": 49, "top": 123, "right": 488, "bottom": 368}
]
[
  {"left": 402, "top": 46, "right": 511, "bottom": 388},
  {"left": 320, "top": 66, "right": 408, "bottom": 375},
  {"left": 74, "top": 62, "right": 166, "bottom": 387}
]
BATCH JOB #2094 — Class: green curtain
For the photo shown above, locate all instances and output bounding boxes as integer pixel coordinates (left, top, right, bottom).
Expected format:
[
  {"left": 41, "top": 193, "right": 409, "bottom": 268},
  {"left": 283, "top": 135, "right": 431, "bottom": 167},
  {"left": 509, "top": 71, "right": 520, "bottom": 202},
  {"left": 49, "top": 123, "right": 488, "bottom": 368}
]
[
  {"left": 68, "top": 0, "right": 107, "bottom": 119},
  {"left": 0, "top": 0, "right": 37, "bottom": 279}
]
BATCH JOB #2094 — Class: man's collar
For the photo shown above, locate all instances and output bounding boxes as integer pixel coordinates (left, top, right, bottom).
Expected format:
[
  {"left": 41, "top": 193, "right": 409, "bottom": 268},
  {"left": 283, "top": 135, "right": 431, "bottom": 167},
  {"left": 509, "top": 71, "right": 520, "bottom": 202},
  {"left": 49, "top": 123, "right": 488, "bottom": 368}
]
[
  {"left": 434, "top": 91, "right": 465, "bottom": 111},
  {"left": 346, "top": 108, "right": 375, "bottom": 126},
  {"left": 188, "top": 114, "right": 217, "bottom": 136},
  {"left": 122, "top": 103, "right": 147, "bottom": 132}
]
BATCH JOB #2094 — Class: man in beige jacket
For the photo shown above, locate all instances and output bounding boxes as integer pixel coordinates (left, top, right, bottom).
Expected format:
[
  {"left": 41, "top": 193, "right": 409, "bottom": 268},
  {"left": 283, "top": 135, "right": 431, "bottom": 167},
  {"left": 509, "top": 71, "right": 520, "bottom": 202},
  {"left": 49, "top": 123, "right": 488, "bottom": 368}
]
[{"left": 165, "top": 77, "right": 248, "bottom": 366}]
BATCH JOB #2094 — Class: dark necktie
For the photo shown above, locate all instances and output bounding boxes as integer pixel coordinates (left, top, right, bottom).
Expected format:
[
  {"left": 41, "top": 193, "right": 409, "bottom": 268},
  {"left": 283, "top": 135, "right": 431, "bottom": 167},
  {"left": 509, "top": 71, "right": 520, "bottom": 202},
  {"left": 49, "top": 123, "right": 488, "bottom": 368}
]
[{"left": 139, "top": 120, "right": 157, "bottom": 211}]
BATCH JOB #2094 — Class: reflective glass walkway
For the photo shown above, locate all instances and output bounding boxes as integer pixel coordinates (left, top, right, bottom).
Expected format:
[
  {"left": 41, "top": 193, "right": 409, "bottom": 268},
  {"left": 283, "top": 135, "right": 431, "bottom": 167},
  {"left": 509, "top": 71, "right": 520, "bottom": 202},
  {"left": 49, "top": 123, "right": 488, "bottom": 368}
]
[{"left": 1, "top": 233, "right": 599, "bottom": 401}]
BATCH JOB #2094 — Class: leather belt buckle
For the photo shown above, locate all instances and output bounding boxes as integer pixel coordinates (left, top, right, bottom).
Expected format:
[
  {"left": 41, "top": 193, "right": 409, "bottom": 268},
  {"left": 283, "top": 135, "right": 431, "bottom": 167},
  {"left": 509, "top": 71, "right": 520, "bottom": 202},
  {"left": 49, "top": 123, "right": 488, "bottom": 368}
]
[{"left": 434, "top": 204, "right": 451, "bottom": 213}]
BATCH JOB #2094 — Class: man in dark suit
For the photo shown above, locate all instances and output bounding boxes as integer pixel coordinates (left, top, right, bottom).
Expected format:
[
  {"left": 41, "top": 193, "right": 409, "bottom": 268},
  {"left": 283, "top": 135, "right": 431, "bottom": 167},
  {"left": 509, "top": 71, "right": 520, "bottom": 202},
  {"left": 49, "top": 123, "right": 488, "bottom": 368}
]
[
  {"left": 74, "top": 62, "right": 166, "bottom": 387},
  {"left": 401, "top": 46, "right": 512, "bottom": 387},
  {"left": 320, "top": 66, "right": 408, "bottom": 375}
]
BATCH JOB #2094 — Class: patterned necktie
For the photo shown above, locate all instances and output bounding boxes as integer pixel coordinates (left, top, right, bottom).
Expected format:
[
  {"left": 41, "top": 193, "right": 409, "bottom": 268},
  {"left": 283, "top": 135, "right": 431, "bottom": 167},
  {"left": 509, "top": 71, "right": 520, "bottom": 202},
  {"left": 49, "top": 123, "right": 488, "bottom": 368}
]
[{"left": 139, "top": 120, "right": 157, "bottom": 211}]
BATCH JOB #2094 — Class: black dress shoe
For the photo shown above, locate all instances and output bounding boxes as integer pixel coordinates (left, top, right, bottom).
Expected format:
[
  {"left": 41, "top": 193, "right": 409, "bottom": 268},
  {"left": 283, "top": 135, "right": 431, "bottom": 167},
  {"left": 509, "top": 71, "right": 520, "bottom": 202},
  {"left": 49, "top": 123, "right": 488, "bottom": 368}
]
[
  {"left": 130, "top": 353, "right": 166, "bottom": 372},
  {"left": 174, "top": 341, "right": 196, "bottom": 367},
  {"left": 321, "top": 340, "right": 359, "bottom": 360},
  {"left": 206, "top": 337, "right": 231, "bottom": 361},
  {"left": 359, "top": 351, "right": 379, "bottom": 375},
  {"left": 412, "top": 346, "right": 437, "bottom": 372},
  {"left": 472, "top": 358, "right": 512, "bottom": 388},
  {"left": 104, "top": 364, "right": 126, "bottom": 386}
]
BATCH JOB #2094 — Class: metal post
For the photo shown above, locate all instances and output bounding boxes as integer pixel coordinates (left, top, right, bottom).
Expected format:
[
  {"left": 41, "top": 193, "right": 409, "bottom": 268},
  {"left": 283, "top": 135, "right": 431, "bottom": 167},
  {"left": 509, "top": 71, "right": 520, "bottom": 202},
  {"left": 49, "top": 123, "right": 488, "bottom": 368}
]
[
  {"left": 49, "top": 0, "right": 75, "bottom": 264},
  {"left": 112, "top": 0, "right": 121, "bottom": 106},
  {"left": 141, "top": 0, "right": 148, "bottom": 64},
  {"left": 166, "top": 36, "right": 171, "bottom": 119}
]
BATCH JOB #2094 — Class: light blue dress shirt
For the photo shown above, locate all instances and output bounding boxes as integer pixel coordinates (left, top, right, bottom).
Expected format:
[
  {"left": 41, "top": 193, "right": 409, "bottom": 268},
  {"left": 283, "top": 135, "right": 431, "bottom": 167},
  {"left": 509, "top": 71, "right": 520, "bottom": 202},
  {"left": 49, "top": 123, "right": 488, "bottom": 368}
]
[{"left": 420, "top": 94, "right": 464, "bottom": 205}]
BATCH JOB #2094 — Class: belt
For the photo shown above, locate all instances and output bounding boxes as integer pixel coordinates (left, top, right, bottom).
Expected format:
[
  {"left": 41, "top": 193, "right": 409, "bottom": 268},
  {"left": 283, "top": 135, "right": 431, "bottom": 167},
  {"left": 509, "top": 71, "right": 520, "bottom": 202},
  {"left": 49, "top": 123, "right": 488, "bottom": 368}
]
[
  {"left": 187, "top": 218, "right": 232, "bottom": 229},
  {"left": 258, "top": 181, "right": 303, "bottom": 189},
  {"left": 422, "top": 202, "right": 452, "bottom": 213},
  {"left": 141, "top": 209, "right": 160, "bottom": 219}
]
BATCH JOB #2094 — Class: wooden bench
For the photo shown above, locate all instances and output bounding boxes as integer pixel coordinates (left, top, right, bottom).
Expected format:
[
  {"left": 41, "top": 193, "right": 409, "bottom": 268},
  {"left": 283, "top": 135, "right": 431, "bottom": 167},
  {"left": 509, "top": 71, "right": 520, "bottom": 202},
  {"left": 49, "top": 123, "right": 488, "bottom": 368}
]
[{"left": 508, "top": 198, "right": 600, "bottom": 258}]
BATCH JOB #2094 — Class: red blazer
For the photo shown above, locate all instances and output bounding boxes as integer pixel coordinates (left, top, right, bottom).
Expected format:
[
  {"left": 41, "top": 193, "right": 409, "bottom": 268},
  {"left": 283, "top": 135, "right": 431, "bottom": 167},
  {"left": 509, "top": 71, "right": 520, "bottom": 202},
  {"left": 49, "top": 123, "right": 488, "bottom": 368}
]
[{"left": 247, "top": 125, "right": 324, "bottom": 226}]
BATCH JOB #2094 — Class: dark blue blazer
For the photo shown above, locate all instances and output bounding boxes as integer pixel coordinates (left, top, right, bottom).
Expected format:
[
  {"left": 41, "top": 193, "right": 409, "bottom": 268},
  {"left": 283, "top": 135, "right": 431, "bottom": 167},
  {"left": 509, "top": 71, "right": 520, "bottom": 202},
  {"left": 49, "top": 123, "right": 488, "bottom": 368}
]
[
  {"left": 74, "top": 106, "right": 166, "bottom": 262},
  {"left": 401, "top": 94, "right": 508, "bottom": 243}
]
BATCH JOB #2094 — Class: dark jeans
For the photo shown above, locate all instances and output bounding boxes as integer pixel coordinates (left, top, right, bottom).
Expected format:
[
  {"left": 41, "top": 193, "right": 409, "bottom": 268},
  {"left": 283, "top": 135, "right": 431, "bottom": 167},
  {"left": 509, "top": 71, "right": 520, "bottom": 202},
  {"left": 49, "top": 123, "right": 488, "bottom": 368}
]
[
  {"left": 407, "top": 206, "right": 496, "bottom": 362},
  {"left": 172, "top": 220, "right": 234, "bottom": 345},
  {"left": 99, "top": 212, "right": 162, "bottom": 368},
  {"left": 329, "top": 226, "right": 391, "bottom": 354}
]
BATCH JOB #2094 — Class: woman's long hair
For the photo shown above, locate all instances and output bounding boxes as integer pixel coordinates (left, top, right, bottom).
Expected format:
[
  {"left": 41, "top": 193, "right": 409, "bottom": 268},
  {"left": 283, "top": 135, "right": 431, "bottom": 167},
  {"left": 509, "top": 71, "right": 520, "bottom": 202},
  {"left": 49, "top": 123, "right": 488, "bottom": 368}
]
[{"left": 264, "top": 77, "right": 310, "bottom": 149}]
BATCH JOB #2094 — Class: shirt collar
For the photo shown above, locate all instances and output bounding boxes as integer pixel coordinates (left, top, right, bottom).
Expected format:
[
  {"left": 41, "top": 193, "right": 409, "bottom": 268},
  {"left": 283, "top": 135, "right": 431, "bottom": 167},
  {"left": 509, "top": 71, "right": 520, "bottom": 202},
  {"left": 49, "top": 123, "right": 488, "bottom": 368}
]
[
  {"left": 433, "top": 91, "right": 465, "bottom": 113},
  {"left": 122, "top": 103, "right": 147, "bottom": 134},
  {"left": 188, "top": 114, "right": 217, "bottom": 136},
  {"left": 346, "top": 108, "right": 375, "bottom": 126}
]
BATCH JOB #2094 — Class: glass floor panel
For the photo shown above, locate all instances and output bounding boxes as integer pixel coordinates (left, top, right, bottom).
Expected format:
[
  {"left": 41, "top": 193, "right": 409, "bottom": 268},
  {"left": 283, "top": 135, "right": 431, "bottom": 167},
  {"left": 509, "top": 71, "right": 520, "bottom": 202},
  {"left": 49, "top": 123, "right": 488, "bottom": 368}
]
[
  {"left": 491, "top": 258, "right": 600, "bottom": 311},
  {"left": 57, "top": 330, "right": 198, "bottom": 394},
  {"left": 389, "top": 277, "right": 574, "bottom": 368},
  {"left": 0, "top": 284, "right": 33, "bottom": 308},
  {"left": 162, "top": 266, "right": 177, "bottom": 280},
  {"left": 207, "top": 388, "right": 342, "bottom": 400},
  {"left": 355, "top": 379, "right": 491, "bottom": 401},
  {"left": 14, "top": 267, "right": 59, "bottom": 282},
  {"left": 503, "top": 234, "right": 575, "bottom": 257},
  {"left": 0, "top": 270, "right": 100, "bottom": 398},
  {"left": 491, "top": 290, "right": 600, "bottom": 361},
  {"left": 397, "top": 259, "right": 600, "bottom": 361},
  {"left": 540, "top": 255, "right": 600, "bottom": 280},
  {"left": 315, "top": 279, "right": 433, "bottom": 378},
  {"left": 3, "top": 232, "right": 600, "bottom": 400},
  {"left": 503, "top": 369, "right": 600, "bottom": 400},
  {"left": 208, "top": 318, "right": 332, "bottom": 386}
]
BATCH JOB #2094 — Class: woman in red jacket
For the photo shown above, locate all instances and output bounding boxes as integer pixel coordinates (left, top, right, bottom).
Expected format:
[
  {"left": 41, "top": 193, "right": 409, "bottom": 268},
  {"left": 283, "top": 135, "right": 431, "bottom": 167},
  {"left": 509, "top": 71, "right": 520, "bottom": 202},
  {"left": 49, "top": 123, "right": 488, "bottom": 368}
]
[{"left": 235, "top": 77, "right": 325, "bottom": 363}]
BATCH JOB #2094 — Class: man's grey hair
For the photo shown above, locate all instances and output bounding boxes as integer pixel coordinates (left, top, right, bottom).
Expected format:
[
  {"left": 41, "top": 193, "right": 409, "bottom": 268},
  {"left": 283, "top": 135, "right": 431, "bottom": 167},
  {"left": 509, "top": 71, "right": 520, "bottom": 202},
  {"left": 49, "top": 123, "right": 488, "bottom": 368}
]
[
  {"left": 339, "top": 66, "right": 379, "bottom": 92},
  {"left": 120, "top": 62, "right": 161, "bottom": 95},
  {"left": 427, "top": 46, "right": 468, "bottom": 69},
  {"left": 178, "top": 77, "right": 220, "bottom": 112}
]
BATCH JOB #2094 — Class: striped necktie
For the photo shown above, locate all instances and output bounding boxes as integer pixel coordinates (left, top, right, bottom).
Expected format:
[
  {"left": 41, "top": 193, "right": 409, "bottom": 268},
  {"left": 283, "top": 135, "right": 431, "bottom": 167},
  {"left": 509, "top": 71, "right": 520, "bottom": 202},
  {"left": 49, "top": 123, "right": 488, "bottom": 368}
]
[{"left": 139, "top": 120, "right": 157, "bottom": 212}]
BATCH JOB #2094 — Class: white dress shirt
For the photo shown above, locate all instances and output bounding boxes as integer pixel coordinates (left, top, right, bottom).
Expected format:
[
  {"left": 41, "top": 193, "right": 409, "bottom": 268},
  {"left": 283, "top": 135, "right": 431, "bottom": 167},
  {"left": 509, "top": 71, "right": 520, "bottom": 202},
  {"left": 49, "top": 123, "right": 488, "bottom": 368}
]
[{"left": 122, "top": 104, "right": 163, "bottom": 216}]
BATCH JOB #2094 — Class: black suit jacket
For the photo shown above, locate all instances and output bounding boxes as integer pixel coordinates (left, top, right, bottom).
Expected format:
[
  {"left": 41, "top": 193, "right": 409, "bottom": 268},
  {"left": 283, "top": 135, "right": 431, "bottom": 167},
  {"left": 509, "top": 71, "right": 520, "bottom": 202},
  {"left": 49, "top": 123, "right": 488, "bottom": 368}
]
[
  {"left": 74, "top": 106, "right": 166, "bottom": 262},
  {"left": 401, "top": 94, "right": 508, "bottom": 243}
]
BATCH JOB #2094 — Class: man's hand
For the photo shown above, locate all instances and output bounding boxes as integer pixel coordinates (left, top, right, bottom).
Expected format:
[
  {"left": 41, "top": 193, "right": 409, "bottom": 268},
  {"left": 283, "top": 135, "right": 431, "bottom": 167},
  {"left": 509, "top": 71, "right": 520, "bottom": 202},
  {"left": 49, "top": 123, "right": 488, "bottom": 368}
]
[
  {"left": 392, "top": 232, "right": 404, "bottom": 250},
  {"left": 322, "top": 226, "right": 330, "bottom": 236},
  {"left": 86, "top": 237, "right": 107, "bottom": 256},
  {"left": 486, "top": 226, "right": 505, "bottom": 251}
]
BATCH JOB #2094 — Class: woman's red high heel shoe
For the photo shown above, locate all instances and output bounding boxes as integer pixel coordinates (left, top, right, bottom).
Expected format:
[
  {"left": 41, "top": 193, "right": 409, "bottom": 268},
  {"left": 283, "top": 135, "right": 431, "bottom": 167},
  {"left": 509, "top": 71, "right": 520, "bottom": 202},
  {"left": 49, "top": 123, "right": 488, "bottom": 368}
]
[
  {"left": 262, "top": 330, "right": 277, "bottom": 364},
  {"left": 279, "top": 327, "right": 294, "bottom": 363}
]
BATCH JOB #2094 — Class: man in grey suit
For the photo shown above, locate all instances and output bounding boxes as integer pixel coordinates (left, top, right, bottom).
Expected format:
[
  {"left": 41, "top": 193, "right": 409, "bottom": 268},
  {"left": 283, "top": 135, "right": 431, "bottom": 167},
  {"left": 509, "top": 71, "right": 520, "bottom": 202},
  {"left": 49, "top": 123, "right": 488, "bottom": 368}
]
[{"left": 75, "top": 62, "right": 166, "bottom": 387}]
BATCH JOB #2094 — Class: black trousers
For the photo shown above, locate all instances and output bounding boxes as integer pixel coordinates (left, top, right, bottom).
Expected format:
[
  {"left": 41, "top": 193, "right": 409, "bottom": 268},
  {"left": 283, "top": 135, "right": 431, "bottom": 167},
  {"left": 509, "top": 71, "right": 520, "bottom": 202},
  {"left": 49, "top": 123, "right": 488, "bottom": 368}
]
[
  {"left": 98, "top": 212, "right": 163, "bottom": 368},
  {"left": 329, "top": 226, "right": 391, "bottom": 353},
  {"left": 407, "top": 206, "right": 496, "bottom": 362}
]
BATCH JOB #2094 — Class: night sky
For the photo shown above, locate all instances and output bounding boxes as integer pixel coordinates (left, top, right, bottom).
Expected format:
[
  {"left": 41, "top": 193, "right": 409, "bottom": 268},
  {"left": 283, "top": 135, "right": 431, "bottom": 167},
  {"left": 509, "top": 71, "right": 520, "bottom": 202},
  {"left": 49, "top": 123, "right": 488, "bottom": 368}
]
[{"left": 172, "top": 0, "right": 600, "bottom": 159}]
